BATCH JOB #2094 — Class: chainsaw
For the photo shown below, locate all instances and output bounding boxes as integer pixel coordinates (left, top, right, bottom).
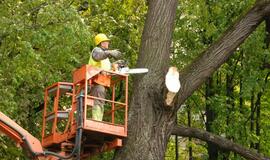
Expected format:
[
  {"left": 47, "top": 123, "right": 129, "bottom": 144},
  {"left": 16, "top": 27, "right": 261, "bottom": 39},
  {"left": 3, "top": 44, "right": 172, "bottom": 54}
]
[{"left": 113, "top": 60, "right": 148, "bottom": 74}]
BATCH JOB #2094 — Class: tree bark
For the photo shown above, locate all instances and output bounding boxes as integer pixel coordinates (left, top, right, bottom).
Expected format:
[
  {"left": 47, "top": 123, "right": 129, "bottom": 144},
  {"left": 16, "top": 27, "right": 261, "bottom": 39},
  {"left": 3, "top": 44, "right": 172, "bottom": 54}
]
[
  {"left": 172, "top": 126, "right": 270, "bottom": 160},
  {"left": 114, "top": 0, "right": 178, "bottom": 159},
  {"left": 175, "top": 110, "right": 179, "bottom": 160},
  {"left": 255, "top": 91, "right": 262, "bottom": 151},
  {"left": 250, "top": 90, "right": 255, "bottom": 149},
  {"left": 255, "top": 72, "right": 270, "bottom": 150},
  {"left": 222, "top": 60, "right": 236, "bottom": 159},
  {"left": 226, "top": 60, "right": 235, "bottom": 126},
  {"left": 187, "top": 105, "right": 193, "bottom": 160},
  {"left": 264, "top": 15, "right": 270, "bottom": 48},
  {"left": 205, "top": 77, "right": 219, "bottom": 160},
  {"left": 114, "top": 1, "right": 270, "bottom": 160}
]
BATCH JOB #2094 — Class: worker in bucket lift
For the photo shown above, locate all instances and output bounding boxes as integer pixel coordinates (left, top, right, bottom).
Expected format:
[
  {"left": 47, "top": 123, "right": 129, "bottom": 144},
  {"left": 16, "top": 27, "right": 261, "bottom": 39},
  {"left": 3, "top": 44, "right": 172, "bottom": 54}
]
[{"left": 88, "top": 33, "right": 122, "bottom": 121}]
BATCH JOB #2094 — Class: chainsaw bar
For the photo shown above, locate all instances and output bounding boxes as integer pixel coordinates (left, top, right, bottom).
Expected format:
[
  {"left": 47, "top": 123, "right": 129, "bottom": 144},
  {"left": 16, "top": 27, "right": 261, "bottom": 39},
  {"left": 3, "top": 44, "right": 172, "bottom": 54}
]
[{"left": 119, "top": 67, "right": 149, "bottom": 74}]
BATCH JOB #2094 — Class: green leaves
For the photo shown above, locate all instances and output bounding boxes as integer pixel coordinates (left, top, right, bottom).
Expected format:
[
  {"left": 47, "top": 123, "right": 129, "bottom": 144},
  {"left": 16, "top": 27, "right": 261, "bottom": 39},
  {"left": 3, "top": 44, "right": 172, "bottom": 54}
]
[
  {"left": 2, "top": 0, "right": 269, "bottom": 159},
  {"left": 170, "top": 0, "right": 270, "bottom": 159}
]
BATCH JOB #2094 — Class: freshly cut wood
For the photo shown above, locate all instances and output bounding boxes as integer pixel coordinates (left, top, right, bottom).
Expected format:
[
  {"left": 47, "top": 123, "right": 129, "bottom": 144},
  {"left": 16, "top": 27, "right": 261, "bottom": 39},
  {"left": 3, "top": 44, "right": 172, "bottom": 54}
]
[{"left": 165, "top": 67, "right": 181, "bottom": 105}]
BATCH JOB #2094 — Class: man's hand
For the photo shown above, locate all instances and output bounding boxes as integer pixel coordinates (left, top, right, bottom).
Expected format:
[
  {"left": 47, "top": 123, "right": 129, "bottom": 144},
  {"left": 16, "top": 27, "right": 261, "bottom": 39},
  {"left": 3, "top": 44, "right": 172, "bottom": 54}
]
[{"left": 108, "top": 49, "right": 122, "bottom": 59}]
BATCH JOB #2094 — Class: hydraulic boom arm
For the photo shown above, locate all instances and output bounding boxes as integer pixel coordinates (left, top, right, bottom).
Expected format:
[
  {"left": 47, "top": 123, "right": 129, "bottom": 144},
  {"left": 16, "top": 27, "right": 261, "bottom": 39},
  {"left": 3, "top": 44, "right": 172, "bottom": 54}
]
[{"left": 0, "top": 112, "right": 45, "bottom": 159}]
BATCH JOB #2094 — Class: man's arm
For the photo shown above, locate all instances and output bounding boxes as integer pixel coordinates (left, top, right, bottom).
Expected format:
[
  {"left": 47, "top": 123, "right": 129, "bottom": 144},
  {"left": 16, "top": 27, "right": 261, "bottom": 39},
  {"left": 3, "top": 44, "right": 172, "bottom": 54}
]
[
  {"left": 91, "top": 47, "right": 110, "bottom": 61},
  {"left": 92, "top": 47, "right": 122, "bottom": 61}
]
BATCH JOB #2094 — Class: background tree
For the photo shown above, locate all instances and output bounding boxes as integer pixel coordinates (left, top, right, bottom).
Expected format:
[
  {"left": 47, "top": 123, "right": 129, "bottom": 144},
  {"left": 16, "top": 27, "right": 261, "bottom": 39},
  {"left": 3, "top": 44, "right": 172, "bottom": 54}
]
[{"left": 1, "top": 0, "right": 270, "bottom": 160}]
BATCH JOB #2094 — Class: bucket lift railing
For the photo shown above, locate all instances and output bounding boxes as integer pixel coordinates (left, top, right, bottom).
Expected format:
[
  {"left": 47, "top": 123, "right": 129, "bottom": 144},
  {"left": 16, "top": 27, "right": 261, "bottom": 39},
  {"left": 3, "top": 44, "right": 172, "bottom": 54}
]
[
  {"left": 0, "top": 65, "right": 129, "bottom": 160},
  {"left": 40, "top": 65, "right": 128, "bottom": 158},
  {"left": 72, "top": 65, "right": 128, "bottom": 137},
  {"left": 41, "top": 82, "right": 74, "bottom": 147}
]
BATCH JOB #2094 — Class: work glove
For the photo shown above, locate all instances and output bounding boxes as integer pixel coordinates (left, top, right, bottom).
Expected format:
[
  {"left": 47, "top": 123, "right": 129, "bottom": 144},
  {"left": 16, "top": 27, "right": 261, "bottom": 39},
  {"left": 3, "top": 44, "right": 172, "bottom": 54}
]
[{"left": 108, "top": 49, "right": 122, "bottom": 59}]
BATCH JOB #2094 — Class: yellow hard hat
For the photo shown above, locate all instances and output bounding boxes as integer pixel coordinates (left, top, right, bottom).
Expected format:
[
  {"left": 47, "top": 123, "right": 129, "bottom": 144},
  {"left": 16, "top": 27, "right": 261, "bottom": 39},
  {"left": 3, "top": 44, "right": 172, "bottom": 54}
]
[{"left": 94, "top": 33, "right": 110, "bottom": 45}]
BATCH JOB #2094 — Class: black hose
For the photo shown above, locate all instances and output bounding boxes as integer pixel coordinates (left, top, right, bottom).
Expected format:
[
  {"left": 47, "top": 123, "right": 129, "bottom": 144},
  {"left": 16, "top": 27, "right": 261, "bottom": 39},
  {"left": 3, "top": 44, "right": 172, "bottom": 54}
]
[
  {"left": 76, "top": 92, "right": 83, "bottom": 160},
  {"left": 44, "top": 91, "right": 84, "bottom": 159}
]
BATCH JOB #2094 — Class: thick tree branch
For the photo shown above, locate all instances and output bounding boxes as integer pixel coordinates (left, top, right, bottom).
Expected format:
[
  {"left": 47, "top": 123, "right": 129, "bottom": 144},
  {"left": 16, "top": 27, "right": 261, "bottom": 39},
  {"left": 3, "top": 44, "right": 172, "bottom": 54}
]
[
  {"left": 172, "top": 126, "right": 270, "bottom": 160},
  {"left": 175, "top": 1, "right": 270, "bottom": 109}
]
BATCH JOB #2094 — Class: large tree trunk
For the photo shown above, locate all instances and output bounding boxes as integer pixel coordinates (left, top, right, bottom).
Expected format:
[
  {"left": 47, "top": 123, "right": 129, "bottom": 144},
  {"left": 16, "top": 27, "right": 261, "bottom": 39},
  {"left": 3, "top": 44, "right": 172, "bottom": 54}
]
[
  {"left": 114, "top": 0, "right": 178, "bottom": 159},
  {"left": 114, "top": 1, "right": 270, "bottom": 160}
]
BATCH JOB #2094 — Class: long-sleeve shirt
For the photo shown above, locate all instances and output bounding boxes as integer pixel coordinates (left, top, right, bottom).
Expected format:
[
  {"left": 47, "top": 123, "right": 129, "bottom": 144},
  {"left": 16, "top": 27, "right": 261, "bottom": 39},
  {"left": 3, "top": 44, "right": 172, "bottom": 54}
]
[
  {"left": 91, "top": 47, "right": 110, "bottom": 61},
  {"left": 89, "top": 47, "right": 111, "bottom": 71}
]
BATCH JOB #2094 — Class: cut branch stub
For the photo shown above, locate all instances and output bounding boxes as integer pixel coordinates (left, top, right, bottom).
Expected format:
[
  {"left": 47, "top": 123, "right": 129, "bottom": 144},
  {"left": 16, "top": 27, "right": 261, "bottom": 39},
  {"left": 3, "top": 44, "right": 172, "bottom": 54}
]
[{"left": 165, "top": 67, "right": 181, "bottom": 106}]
